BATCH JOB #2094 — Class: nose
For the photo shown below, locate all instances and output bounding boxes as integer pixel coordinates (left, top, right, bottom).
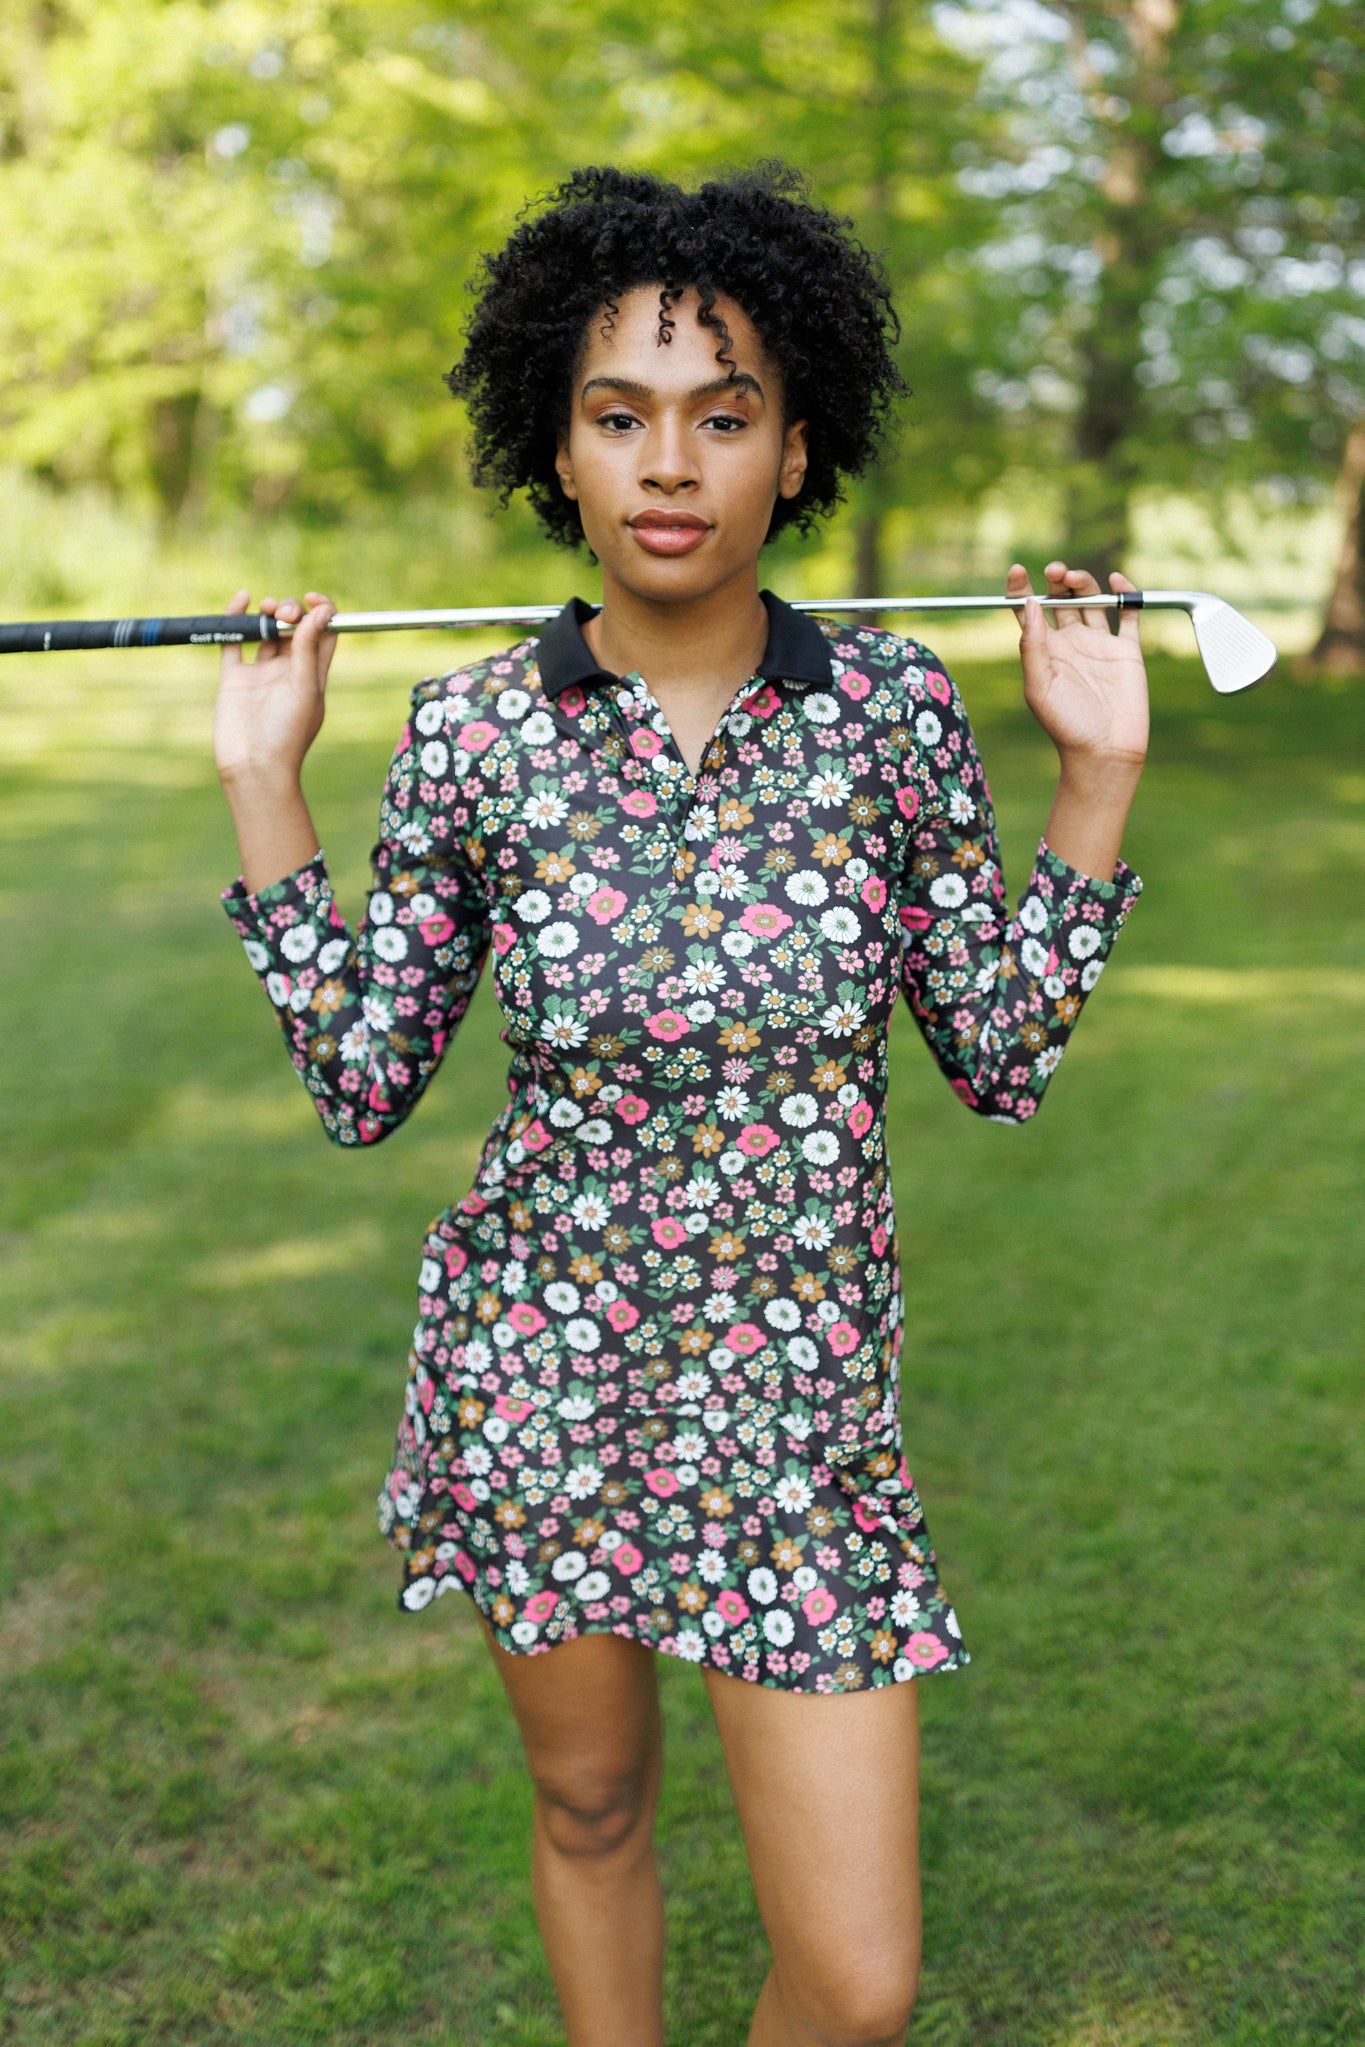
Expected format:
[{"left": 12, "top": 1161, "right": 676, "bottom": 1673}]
[{"left": 639, "top": 413, "right": 699, "bottom": 495}]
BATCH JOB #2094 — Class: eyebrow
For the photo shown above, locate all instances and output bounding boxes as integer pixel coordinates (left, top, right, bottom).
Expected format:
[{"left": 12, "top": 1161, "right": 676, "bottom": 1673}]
[{"left": 579, "top": 372, "right": 765, "bottom": 406}]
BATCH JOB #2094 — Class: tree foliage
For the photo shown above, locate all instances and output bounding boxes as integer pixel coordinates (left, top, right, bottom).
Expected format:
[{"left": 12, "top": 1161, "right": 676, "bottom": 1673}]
[
  {"left": 1, "top": 0, "right": 1363, "bottom": 647},
  {"left": 944, "top": 0, "right": 1365, "bottom": 585}
]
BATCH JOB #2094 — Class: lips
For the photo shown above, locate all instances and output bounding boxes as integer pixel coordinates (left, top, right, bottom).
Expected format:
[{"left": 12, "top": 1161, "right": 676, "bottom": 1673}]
[{"left": 628, "top": 511, "right": 711, "bottom": 557}]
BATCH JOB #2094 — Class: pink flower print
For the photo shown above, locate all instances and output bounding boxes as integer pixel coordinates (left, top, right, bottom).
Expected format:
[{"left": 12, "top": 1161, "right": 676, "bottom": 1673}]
[
  {"left": 860, "top": 876, "right": 888, "bottom": 914},
  {"left": 950, "top": 1078, "right": 979, "bottom": 1108},
  {"left": 419, "top": 1376, "right": 435, "bottom": 1414},
  {"left": 524, "top": 1589, "right": 560, "bottom": 1623},
  {"left": 630, "top": 728, "right": 664, "bottom": 760},
  {"left": 507, "top": 1302, "right": 547, "bottom": 1335},
  {"left": 737, "top": 1123, "right": 779, "bottom": 1157},
  {"left": 614, "top": 1542, "right": 644, "bottom": 1575},
  {"left": 451, "top": 1482, "right": 478, "bottom": 1510},
  {"left": 852, "top": 1496, "right": 885, "bottom": 1533},
  {"left": 492, "top": 922, "right": 517, "bottom": 955},
  {"left": 652, "top": 1217, "right": 688, "bottom": 1250},
  {"left": 896, "top": 786, "right": 919, "bottom": 821},
  {"left": 869, "top": 1225, "right": 888, "bottom": 1259},
  {"left": 716, "top": 1588, "right": 750, "bottom": 1625},
  {"left": 839, "top": 670, "right": 871, "bottom": 700},
  {"left": 847, "top": 1100, "right": 873, "bottom": 1139},
  {"left": 444, "top": 1244, "right": 468, "bottom": 1277},
  {"left": 646, "top": 1009, "right": 690, "bottom": 1041},
  {"left": 645, "top": 1468, "right": 679, "bottom": 1497},
  {"left": 616, "top": 1094, "right": 649, "bottom": 1124},
  {"left": 587, "top": 886, "right": 628, "bottom": 925},
  {"left": 726, "top": 1322, "right": 766, "bottom": 1356},
  {"left": 739, "top": 903, "right": 792, "bottom": 939},
  {"left": 419, "top": 911, "right": 455, "bottom": 944},
  {"left": 905, "top": 1631, "right": 950, "bottom": 1669},
  {"left": 925, "top": 670, "right": 952, "bottom": 703},
  {"left": 802, "top": 1586, "right": 838, "bottom": 1625},
  {"left": 620, "top": 789, "right": 657, "bottom": 817},
  {"left": 457, "top": 720, "right": 498, "bottom": 752},
  {"left": 520, "top": 1119, "right": 553, "bottom": 1153},
  {"left": 897, "top": 1457, "right": 914, "bottom": 1489},
  {"left": 459, "top": 1190, "right": 487, "bottom": 1216},
  {"left": 605, "top": 1300, "right": 640, "bottom": 1332},
  {"left": 559, "top": 683, "right": 585, "bottom": 715},
  {"left": 743, "top": 682, "right": 781, "bottom": 719},
  {"left": 899, "top": 905, "right": 932, "bottom": 933},
  {"left": 494, "top": 1393, "right": 534, "bottom": 1422},
  {"left": 827, "top": 1321, "right": 859, "bottom": 1356},
  {"left": 454, "top": 1549, "right": 476, "bottom": 1583}
]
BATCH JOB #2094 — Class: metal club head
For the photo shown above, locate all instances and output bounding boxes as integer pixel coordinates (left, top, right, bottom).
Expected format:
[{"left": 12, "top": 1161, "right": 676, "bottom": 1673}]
[{"left": 1171, "top": 592, "right": 1278, "bottom": 695}]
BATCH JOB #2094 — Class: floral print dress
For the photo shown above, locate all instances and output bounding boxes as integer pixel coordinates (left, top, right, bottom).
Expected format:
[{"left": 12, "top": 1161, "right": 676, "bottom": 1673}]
[{"left": 223, "top": 594, "right": 1141, "bottom": 1692}]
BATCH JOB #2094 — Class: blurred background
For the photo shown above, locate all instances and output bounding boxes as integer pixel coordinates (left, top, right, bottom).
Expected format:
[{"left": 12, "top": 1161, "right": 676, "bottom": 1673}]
[{"left": 2, "top": 5, "right": 1363, "bottom": 2045}]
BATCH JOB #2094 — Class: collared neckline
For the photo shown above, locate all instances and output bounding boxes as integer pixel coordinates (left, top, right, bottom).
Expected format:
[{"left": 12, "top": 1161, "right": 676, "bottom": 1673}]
[{"left": 534, "top": 589, "right": 834, "bottom": 700}]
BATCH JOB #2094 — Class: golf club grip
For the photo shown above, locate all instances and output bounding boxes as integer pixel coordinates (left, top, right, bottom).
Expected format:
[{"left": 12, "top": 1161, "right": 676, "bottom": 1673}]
[{"left": 0, "top": 613, "right": 281, "bottom": 654}]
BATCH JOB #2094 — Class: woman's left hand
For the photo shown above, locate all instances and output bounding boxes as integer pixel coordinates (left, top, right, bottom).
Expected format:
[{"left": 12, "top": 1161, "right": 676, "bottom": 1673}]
[{"left": 1012, "top": 560, "right": 1149, "bottom": 769}]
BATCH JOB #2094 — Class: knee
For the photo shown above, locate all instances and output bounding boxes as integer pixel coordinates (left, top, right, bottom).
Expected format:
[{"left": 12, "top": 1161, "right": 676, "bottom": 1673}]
[
  {"left": 531, "top": 1765, "right": 653, "bottom": 1861},
  {"left": 778, "top": 1953, "right": 919, "bottom": 2047}
]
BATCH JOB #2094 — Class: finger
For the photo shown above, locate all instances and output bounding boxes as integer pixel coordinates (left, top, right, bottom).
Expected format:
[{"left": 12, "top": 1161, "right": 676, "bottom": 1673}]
[
  {"left": 1044, "top": 559, "right": 1079, "bottom": 629},
  {"left": 1063, "top": 565, "right": 1109, "bottom": 632},
  {"left": 1110, "top": 569, "right": 1143, "bottom": 642},
  {"left": 1006, "top": 561, "right": 1035, "bottom": 629},
  {"left": 291, "top": 597, "right": 338, "bottom": 696},
  {"left": 1011, "top": 564, "right": 1048, "bottom": 682},
  {"left": 305, "top": 594, "right": 339, "bottom": 686},
  {"left": 220, "top": 588, "right": 251, "bottom": 675}
]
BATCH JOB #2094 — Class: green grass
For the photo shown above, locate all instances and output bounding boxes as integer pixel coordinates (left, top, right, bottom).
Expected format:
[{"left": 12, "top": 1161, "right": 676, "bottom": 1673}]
[{"left": 2, "top": 638, "right": 1363, "bottom": 2046}]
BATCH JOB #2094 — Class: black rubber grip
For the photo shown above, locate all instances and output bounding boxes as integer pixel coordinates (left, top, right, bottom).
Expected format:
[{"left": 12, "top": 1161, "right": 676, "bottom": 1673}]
[
  {"left": 0, "top": 613, "right": 282, "bottom": 654},
  {"left": 1117, "top": 591, "right": 1144, "bottom": 610}
]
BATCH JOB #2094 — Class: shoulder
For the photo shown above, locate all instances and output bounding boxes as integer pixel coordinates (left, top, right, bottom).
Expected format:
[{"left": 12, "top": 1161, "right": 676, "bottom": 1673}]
[
  {"left": 805, "top": 617, "right": 964, "bottom": 730},
  {"left": 407, "top": 634, "right": 542, "bottom": 728}
]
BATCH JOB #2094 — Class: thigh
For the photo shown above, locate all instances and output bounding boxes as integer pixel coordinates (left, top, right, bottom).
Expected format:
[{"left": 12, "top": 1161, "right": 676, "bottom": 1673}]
[
  {"left": 481, "top": 1618, "right": 664, "bottom": 1796},
  {"left": 704, "top": 1669, "right": 920, "bottom": 1981}
]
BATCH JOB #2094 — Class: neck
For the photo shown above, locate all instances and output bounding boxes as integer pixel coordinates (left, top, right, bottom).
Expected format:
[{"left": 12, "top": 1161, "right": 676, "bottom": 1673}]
[{"left": 584, "top": 565, "right": 769, "bottom": 695}]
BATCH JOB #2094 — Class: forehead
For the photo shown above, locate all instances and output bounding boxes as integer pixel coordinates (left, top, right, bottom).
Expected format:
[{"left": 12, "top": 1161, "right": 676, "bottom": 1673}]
[{"left": 574, "top": 284, "right": 773, "bottom": 386}]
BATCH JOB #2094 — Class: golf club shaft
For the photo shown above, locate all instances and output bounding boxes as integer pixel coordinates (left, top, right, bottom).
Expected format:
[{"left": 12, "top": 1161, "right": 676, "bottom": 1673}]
[{"left": 0, "top": 591, "right": 1158, "bottom": 655}]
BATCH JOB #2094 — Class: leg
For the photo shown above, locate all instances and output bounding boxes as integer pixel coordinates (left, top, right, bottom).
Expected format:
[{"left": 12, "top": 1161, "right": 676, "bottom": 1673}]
[
  {"left": 704, "top": 1668, "right": 921, "bottom": 2047},
  {"left": 480, "top": 1618, "right": 666, "bottom": 2047}
]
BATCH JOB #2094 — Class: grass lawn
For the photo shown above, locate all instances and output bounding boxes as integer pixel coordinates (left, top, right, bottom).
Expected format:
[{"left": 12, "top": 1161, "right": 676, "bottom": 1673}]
[{"left": 1, "top": 635, "right": 1362, "bottom": 2046}]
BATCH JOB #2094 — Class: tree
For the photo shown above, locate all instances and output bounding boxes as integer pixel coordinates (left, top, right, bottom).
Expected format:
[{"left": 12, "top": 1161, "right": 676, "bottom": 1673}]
[{"left": 943, "top": 0, "right": 1365, "bottom": 636}]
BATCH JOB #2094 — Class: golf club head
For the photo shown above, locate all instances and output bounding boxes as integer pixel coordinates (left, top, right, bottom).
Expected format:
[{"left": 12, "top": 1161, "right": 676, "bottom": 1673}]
[{"left": 1183, "top": 594, "right": 1278, "bottom": 695}]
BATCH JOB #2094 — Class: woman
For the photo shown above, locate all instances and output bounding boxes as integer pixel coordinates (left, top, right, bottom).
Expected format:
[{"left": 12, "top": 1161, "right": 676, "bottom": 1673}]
[{"left": 215, "top": 165, "right": 1147, "bottom": 2047}]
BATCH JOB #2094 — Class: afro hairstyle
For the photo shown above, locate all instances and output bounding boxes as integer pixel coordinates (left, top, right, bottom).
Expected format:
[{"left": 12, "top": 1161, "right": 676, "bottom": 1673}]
[{"left": 446, "top": 161, "right": 905, "bottom": 550}]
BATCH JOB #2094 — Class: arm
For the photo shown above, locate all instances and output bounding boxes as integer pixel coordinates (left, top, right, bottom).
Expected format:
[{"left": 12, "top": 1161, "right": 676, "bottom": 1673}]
[
  {"left": 214, "top": 586, "right": 336, "bottom": 892},
  {"left": 214, "top": 588, "right": 491, "bottom": 1145},
  {"left": 898, "top": 560, "right": 1147, "bottom": 1123}
]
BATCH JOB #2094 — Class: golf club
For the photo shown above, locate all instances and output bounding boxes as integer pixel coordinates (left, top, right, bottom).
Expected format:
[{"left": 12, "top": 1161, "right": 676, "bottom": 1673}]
[{"left": 0, "top": 590, "right": 1277, "bottom": 694}]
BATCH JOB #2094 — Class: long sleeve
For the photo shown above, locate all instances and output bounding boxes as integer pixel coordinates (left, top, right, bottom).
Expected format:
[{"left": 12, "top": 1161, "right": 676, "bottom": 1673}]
[
  {"left": 221, "top": 690, "right": 491, "bottom": 1146},
  {"left": 895, "top": 663, "right": 1141, "bottom": 1123}
]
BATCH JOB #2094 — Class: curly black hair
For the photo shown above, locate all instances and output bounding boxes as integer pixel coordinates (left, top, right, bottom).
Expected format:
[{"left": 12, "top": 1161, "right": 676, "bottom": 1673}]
[{"left": 446, "top": 162, "right": 904, "bottom": 550}]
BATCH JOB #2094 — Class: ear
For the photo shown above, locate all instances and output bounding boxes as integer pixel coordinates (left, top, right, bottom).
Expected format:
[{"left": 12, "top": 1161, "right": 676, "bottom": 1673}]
[
  {"left": 777, "top": 418, "right": 808, "bottom": 501},
  {"left": 554, "top": 432, "right": 578, "bottom": 503}
]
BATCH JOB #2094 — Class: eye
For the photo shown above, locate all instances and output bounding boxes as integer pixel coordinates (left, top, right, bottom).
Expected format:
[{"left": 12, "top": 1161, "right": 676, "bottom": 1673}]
[
  {"left": 596, "top": 410, "right": 641, "bottom": 432},
  {"left": 704, "top": 414, "right": 748, "bottom": 433}
]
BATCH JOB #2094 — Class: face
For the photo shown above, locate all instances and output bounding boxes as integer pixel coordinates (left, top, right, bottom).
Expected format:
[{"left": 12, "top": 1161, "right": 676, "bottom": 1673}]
[{"left": 554, "top": 285, "right": 808, "bottom": 603}]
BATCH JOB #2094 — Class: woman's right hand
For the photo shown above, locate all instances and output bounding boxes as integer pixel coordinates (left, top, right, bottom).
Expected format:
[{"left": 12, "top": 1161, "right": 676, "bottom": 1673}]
[
  {"left": 213, "top": 589, "right": 338, "bottom": 894},
  {"left": 213, "top": 588, "right": 337, "bottom": 790}
]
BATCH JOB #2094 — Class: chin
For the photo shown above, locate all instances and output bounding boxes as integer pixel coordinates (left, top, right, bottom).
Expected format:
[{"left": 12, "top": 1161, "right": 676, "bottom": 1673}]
[{"left": 601, "top": 543, "right": 749, "bottom": 604}]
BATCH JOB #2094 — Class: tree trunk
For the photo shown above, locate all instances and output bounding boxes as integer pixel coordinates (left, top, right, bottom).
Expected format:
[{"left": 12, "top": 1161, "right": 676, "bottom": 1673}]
[
  {"left": 1064, "top": 0, "right": 1180, "bottom": 590},
  {"left": 147, "top": 390, "right": 200, "bottom": 522},
  {"left": 1308, "top": 421, "right": 1365, "bottom": 674},
  {"left": 854, "top": 504, "right": 884, "bottom": 627}
]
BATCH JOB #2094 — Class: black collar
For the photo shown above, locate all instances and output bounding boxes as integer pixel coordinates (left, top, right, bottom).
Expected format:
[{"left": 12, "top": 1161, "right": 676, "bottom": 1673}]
[{"left": 534, "top": 589, "right": 834, "bottom": 700}]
